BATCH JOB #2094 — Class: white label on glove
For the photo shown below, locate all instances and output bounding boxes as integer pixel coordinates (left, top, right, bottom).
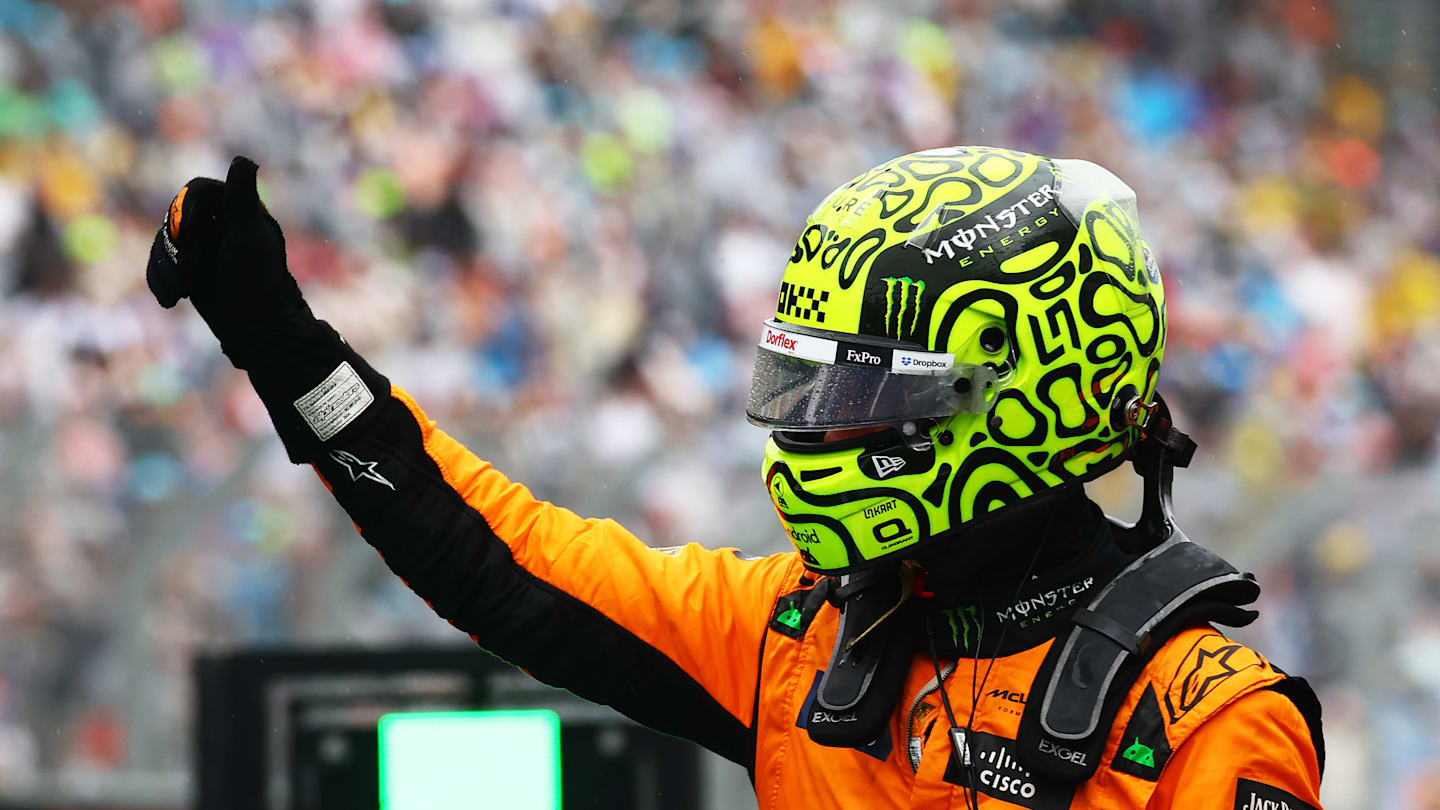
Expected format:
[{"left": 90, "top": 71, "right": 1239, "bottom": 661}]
[{"left": 294, "top": 361, "right": 374, "bottom": 441}]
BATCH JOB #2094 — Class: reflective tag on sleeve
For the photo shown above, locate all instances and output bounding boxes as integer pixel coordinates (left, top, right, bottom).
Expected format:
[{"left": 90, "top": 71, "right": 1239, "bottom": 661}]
[{"left": 294, "top": 361, "right": 374, "bottom": 441}]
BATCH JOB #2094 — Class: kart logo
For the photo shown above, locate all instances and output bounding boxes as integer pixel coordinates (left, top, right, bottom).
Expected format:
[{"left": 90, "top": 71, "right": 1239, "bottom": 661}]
[
  {"left": 870, "top": 455, "right": 906, "bottom": 478},
  {"left": 329, "top": 450, "right": 395, "bottom": 490}
]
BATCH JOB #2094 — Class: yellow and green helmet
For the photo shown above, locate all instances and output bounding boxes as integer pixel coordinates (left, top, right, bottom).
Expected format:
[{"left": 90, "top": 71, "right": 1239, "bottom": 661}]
[{"left": 745, "top": 147, "right": 1166, "bottom": 574}]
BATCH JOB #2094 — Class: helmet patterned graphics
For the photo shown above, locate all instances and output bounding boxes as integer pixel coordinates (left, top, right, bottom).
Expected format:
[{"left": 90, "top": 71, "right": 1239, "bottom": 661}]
[{"left": 755, "top": 146, "right": 1165, "bottom": 573}]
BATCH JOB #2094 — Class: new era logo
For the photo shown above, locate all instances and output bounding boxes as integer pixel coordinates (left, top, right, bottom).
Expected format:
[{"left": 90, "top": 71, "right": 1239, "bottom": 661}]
[{"left": 870, "top": 455, "right": 906, "bottom": 478}]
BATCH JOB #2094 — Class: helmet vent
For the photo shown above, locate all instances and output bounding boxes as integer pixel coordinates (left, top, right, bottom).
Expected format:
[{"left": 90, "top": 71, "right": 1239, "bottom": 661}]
[{"left": 980, "top": 327, "right": 1007, "bottom": 353}]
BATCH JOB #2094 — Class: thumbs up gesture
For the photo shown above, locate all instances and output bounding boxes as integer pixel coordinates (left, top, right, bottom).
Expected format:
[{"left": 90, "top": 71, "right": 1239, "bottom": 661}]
[{"left": 145, "top": 156, "right": 313, "bottom": 369}]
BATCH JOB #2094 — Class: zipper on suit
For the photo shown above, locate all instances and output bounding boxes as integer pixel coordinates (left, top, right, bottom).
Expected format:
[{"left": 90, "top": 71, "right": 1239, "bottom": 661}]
[{"left": 905, "top": 661, "right": 957, "bottom": 773}]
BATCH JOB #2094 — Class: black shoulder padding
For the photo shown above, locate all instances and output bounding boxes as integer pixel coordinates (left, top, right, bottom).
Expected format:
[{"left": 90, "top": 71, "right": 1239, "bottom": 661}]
[
  {"left": 1015, "top": 534, "right": 1260, "bottom": 783},
  {"left": 1263, "top": 676, "right": 1326, "bottom": 778}
]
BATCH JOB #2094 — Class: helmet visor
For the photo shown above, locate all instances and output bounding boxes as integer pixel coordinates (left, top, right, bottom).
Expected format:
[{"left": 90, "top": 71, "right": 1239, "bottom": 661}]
[{"left": 745, "top": 321, "right": 999, "bottom": 430}]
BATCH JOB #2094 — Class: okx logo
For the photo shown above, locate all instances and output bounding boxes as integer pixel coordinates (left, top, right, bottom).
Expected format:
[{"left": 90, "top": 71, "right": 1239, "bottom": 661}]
[
  {"left": 882, "top": 276, "right": 926, "bottom": 339},
  {"left": 778, "top": 282, "right": 829, "bottom": 323}
]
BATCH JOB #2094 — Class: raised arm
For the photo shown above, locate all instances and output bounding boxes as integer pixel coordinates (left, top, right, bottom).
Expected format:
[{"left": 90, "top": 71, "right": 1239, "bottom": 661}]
[{"left": 146, "top": 158, "right": 800, "bottom": 766}]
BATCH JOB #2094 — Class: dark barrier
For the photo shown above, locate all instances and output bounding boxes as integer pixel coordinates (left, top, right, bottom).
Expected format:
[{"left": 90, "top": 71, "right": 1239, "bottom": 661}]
[{"left": 194, "top": 645, "right": 701, "bottom": 810}]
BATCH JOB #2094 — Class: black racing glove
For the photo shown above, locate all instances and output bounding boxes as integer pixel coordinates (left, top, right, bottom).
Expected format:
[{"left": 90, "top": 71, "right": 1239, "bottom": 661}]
[{"left": 147, "top": 156, "right": 389, "bottom": 463}]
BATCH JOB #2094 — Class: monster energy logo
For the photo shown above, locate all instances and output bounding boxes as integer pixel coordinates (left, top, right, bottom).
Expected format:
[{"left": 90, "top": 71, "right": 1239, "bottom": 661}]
[
  {"left": 943, "top": 605, "right": 980, "bottom": 649},
  {"left": 882, "top": 277, "right": 925, "bottom": 339}
]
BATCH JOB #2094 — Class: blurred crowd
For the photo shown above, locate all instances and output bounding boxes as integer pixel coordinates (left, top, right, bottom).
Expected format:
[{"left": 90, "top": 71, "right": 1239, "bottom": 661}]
[{"left": 1, "top": 0, "right": 1439, "bottom": 806}]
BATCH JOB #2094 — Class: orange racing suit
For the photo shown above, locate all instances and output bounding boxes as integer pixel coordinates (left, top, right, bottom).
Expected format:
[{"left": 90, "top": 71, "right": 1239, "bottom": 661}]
[{"left": 309, "top": 383, "right": 1324, "bottom": 810}]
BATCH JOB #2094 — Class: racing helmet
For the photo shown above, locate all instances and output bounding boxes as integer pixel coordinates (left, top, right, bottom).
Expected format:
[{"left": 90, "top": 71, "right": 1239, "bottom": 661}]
[{"left": 746, "top": 147, "right": 1166, "bottom": 574}]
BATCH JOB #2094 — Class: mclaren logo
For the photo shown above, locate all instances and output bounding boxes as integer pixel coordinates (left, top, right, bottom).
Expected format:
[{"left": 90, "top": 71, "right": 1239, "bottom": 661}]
[{"left": 870, "top": 455, "right": 906, "bottom": 478}]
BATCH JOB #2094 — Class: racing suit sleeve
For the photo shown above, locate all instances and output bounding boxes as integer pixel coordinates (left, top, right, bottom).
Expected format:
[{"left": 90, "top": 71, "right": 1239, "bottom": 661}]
[
  {"left": 310, "top": 384, "right": 802, "bottom": 768},
  {"left": 1146, "top": 685, "right": 1324, "bottom": 809}
]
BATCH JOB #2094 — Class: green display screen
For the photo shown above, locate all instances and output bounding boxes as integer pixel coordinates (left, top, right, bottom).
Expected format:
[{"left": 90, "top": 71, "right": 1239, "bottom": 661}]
[{"left": 377, "top": 710, "right": 561, "bottom": 810}]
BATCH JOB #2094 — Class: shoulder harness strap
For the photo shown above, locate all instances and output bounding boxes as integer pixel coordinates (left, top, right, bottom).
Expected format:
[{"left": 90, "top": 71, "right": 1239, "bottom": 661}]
[{"left": 1014, "top": 533, "right": 1260, "bottom": 783}]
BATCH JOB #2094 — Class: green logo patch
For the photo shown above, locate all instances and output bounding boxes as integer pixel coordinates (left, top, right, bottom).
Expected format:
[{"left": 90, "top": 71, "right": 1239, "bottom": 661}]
[
  {"left": 1110, "top": 684, "right": 1172, "bottom": 781},
  {"left": 1120, "top": 737, "right": 1155, "bottom": 768}
]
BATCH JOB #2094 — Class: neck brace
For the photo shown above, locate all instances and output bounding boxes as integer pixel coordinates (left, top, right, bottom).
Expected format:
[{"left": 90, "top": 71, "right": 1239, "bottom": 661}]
[
  {"left": 801, "top": 523, "right": 1259, "bottom": 758},
  {"left": 805, "top": 567, "right": 916, "bottom": 748}
]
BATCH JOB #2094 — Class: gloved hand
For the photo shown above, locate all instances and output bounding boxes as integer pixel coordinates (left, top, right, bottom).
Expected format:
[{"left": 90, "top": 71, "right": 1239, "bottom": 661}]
[
  {"left": 147, "top": 156, "right": 389, "bottom": 463},
  {"left": 146, "top": 156, "right": 313, "bottom": 370}
]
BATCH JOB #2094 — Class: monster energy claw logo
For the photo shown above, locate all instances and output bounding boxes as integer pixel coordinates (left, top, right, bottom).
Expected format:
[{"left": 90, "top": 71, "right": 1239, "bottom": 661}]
[
  {"left": 943, "top": 605, "right": 980, "bottom": 649},
  {"left": 882, "top": 277, "right": 925, "bottom": 339}
]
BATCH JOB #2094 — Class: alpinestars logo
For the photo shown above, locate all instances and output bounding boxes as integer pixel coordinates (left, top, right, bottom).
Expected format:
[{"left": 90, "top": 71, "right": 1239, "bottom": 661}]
[
  {"left": 329, "top": 450, "right": 395, "bottom": 490},
  {"left": 870, "top": 455, "right": 906, "bottom": 478},
  {"left": 881, "top": 276, "right": 925, "bottom": 339},
  {"left": 1164, "top": 635, "right": 1259, "bottom": 723}
]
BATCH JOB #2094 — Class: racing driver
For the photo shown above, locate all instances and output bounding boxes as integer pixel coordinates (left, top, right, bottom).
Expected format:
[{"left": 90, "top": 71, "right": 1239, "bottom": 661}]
[{"left": 146, "top": 147, "right": 1324, "bottom": 809}]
